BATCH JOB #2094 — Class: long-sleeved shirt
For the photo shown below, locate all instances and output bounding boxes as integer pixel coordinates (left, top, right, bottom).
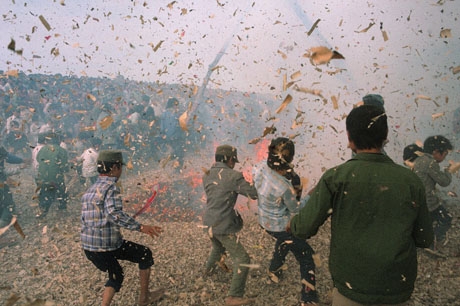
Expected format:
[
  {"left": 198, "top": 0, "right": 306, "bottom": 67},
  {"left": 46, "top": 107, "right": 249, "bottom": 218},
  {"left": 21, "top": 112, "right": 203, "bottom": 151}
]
[
  {"left": 413, "top": 153, "right": 452, "bottom": 211},
  {"left": 290, "top": 153, "right": 433, "bottom": 305},
  {"left": 36, "top": 144, "right": 69, "bottom": 183},
  {"left": 78, "top": 147, "right": 99, "bottom": 178},
  {"left": 81, "top": 176, "right": 141, "bottom": 252},
  {"left": 252, "top": 161, "right": 306, "bottom": 232},
  {"left": 202, "top": 162, "right": 258, "bottom": 235},
  {"left": 0, "top": 147, "right": 24, "bottom": 181}
]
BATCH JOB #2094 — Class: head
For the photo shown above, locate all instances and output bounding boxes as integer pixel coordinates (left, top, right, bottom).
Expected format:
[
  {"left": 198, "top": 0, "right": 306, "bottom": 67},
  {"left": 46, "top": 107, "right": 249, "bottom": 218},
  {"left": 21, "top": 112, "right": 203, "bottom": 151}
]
[
  {"left": 403, "top": 143, "right": 423, "bottom": 168},
  {"left": 97, "top": 150, "right": 125, "bottom": 177},
  {"left": 267, "top": 137, "right": 295, "bottom": 172},
  {"left": 403, "top": 144, "right": 423, "bottom": 162},
  {"left": 346, "top": 104, "right": 388, "bottom": 152},
  {"left": 215, "top": 144, "right": 239, "bottom": 169},
  {"left": 362, "top": 94, "right": 385, "bottom": 111},
  {"left": 89, "top": 137, "right": 102, "bottom": 148},
  {"left": 166, "top": 97, "right": 179, "bottom": 109},
  {"left": 423, "top": 135, "right": 453, "bottom": 162},
  {"left": 44, "top": 132, "right": 61, "bottom": 145}
]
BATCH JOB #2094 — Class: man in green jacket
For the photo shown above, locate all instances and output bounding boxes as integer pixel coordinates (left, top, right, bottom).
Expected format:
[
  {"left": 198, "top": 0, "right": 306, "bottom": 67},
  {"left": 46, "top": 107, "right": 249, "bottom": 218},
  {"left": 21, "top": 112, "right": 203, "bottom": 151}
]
[
  {"left": 36, "top": 132, "right": 69, "bottom": 218},
  {"left": 289, "top": 105, "right": 433, "bottom": 305},
  {"left": 202, "top": 144, "right": 258, "bottom": 306}
]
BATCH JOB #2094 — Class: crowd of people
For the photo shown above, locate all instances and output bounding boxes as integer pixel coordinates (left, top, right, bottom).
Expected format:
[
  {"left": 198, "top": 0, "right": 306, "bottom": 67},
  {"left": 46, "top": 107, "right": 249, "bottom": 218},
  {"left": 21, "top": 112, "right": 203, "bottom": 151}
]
[{"left": 1, "top": 74, "right": 459, "bottom": 306}]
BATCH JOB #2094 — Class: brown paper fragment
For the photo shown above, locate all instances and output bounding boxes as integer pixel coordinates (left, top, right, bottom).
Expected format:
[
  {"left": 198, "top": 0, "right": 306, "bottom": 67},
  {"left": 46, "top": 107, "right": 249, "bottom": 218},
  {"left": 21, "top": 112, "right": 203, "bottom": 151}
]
[
  {"left": 431, "top": 112, "right": 444, "bottom": 120},
  {"left": 179, "top": 111, "right": 188, "bottom": 131},
  {"left": 275, "top": 94, "right": 292, "bottom": 114},
  {"left": 356, "top": 22, "right": 375, "bottom": 33},
  {"left": 440, "top": 28, "right": 451, "bottom": 38},
  {"left": 290, "top": 71, "right": 301, "bottom": 80},
  {"left": 86, "top": 93, "right": 97, "bottom": 101},
  {"left": 99, "top": 116, "right": 113, "bottom": 130},
  {"left": 262, "top": 125, "right": 276, "bottom": 137},
  {"left": 307, "top": 19, "right": 321, "bottom": 36},
  {"left": 331, "top": 95, "right": 339, "bottom": 110},
  {"left": 305, "top": 46, "right": 345, "bottom": 65},
  {"left": 381, "top": 30, "right": 389, "bottom": 41},
  {"left": 39, "top": 15, "right": 52, "bottom": 31}
]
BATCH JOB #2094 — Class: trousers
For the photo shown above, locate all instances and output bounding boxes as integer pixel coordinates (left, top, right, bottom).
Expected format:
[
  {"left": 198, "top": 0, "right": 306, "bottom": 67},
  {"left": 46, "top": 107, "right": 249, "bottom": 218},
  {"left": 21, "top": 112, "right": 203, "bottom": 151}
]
[{"left": 206, "top": 233, "right": 250, "bottom": 297}]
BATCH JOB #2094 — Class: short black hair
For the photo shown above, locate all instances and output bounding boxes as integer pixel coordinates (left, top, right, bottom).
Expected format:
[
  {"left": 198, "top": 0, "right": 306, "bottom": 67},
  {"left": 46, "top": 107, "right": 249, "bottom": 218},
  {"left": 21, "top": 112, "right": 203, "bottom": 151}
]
[
  {"left": 97, "top": 161, "right": 122, "bottom": 174},
  {"left": 267, "top": 137, "right": 295, "bottom": 171},
  {"left": 423, "top": 135, "right": 453, "bottom": 154},
  {"left": 346, "top": 105, "right": 388, "bottom": 150},
  {"left": 403, "top": 144, "right": 423, "bottom": 162}
]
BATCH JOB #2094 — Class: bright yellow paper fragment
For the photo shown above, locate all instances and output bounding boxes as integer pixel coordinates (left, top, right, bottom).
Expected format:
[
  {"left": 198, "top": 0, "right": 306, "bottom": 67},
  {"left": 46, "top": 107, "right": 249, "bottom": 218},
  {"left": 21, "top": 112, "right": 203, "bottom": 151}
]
[{"left": 276, "top": 94, "right": 293, "bottom": 114}]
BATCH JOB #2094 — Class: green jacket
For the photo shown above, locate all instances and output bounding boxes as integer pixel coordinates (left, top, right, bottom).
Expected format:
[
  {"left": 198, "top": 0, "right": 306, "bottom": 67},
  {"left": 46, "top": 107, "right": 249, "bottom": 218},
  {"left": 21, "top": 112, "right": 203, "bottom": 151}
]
[
  {"left": 413, "top": 153, "right": 452, "bottom": 211},
  {"left": 291, "top": 153, "right": 433, "bottom": 304},
  {"left": 37, "top": 144, "right": 69, "bottom": 184},
  {"left": 202, "top": 162, "right": 258, "bottom": 235}
]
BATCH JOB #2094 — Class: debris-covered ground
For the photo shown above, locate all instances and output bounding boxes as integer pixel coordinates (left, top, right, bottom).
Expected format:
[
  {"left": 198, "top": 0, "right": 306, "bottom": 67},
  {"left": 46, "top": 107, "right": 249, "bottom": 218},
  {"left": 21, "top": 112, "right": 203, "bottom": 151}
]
[{"left": 1, "top": 166, "right": 459, "bottom": 306}]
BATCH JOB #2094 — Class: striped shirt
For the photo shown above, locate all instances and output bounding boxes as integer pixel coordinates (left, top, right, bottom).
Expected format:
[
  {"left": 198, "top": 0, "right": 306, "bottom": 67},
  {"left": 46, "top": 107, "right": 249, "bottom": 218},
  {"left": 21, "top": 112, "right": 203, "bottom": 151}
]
[
  {"left": 81, "top": 176, "right": 141, "bottom": 252},
  {"left": 252, "top": 161, "right": 307, "bottom": 232}
]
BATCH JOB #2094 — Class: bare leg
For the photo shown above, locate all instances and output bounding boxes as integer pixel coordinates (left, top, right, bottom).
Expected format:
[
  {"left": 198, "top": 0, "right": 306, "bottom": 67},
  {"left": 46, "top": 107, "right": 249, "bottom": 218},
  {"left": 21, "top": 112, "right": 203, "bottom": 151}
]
[
  {"left": 101, "top": 286, "right": 116, "bottom": 306},
  {"left": 139, "top": 268, "right": 151, "bottom": 303},
  {"left": 139, "top": 268, "right": 164, "bottom": 306}
]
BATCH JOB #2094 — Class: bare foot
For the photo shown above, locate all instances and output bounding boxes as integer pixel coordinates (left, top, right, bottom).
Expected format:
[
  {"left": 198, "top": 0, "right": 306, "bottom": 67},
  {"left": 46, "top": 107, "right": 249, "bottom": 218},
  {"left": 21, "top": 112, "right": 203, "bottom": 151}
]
[
  {"left": 225, "top": 296, "right": 256, "bottom": 306},
  {"left": 139, "top": 288, "right": 165, "bottom": 306}
]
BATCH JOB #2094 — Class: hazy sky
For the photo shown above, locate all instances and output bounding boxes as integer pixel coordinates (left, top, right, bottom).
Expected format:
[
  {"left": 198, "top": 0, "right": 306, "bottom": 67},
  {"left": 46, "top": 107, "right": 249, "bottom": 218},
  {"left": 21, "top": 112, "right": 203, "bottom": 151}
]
[
  {"left": 3, "top": 1, "right": 458, "bottom": 93},
  {"left": 2, "top": 0, "right": 460, "bottom": 182}
]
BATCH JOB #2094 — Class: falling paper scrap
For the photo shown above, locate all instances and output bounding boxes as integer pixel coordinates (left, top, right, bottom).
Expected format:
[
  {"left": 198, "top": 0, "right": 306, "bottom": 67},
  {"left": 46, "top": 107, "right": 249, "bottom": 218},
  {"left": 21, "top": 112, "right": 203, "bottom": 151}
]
[
  {"left": 304, "top": 46, "right": 345, "bottom": 65},
  {"left": 179, "top": 111, "right": 188, "bottom": 131},
  {"left": 440, "top": 28, "right": 452, "bottom": 38},
  {"left": 448, "top": 161, "right": 460, "bottom": 174},
  {"left": 275, "top": 94, "right": 293, "bottom": 114},
  {"left": 39, "top": 15, "right": 52, "bottom": 31},
  {"left": 431, "top": 112, "right": 444, "bottom": 120}
]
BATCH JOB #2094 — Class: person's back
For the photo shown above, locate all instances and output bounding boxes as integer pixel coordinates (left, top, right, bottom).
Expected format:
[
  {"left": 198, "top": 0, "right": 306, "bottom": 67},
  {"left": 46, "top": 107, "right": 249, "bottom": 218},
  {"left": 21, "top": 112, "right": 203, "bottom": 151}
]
[
  {"left": 37, "top": 143, "right": 68, "bottom": 183},
  {"left": 412, "top": 135, "right": 453, "bottom": 250},
  {"left": 202, "top": 158, "right": 257, "bottom": 235},
  {"left": 202, "top": 145, "right": 258, "bottom": 306},
  {"left": 412, "top": 136, "right": 452, "bottom": 212},
  {"left": 290, "top": 105, "right": 433, "bottom": 305},
  {"left": 318, "top": 153, "right": 430, "bottom": 303}
]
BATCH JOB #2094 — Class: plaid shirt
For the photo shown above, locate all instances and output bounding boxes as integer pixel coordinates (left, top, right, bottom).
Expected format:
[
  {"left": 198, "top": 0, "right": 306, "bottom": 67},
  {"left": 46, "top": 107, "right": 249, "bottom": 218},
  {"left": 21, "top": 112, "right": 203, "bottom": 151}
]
[
  {"left": 252, "top": 161, "right": 307, "bottom": 232},
  {"left": 81, "top": 176, "right": 141, "bottom": 252}
]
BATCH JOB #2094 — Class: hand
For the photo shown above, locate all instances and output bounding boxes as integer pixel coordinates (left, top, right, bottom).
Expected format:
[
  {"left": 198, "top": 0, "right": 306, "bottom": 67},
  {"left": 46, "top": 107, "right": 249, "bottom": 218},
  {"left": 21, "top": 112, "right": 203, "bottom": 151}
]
[
  {"left": 447, "top": 160, "right": 460, "bottom": 174},
  {"left": 140, "top": 224, "right": 163, "bottom": 238},
  {"left": 285, "top": 219, "right": 291, "bottom": 233}
]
